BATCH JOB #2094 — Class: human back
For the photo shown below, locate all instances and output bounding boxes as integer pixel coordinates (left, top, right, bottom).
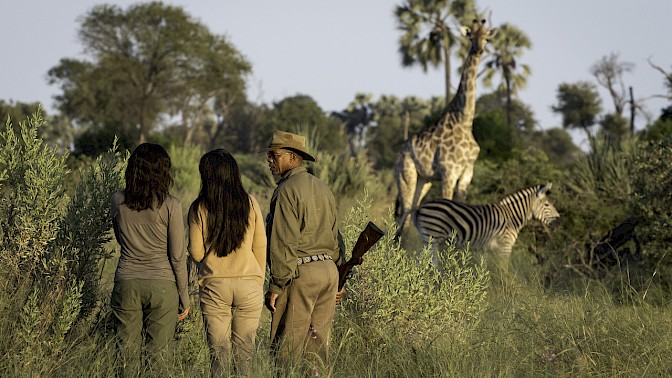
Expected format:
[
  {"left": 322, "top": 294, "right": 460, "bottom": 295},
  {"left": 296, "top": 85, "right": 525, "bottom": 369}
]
[{"left": 187, "top": 148, "right": 267, "bottom": 376}]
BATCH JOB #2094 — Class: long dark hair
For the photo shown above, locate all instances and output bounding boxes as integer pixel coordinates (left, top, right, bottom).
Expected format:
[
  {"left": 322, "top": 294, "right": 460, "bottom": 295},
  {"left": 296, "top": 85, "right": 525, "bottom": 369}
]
[
  {"left": 124, "top": 143, "right": 173, "bottom": 211},
  {"left": 191, "top": 149, "right": 250, "bottom": 257}
]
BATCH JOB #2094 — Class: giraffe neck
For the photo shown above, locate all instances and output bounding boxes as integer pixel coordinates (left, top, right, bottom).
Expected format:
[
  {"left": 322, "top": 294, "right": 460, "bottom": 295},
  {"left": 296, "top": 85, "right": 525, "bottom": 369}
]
[{"left": 446, "top": 48, "right": 482, "bottom": 124}]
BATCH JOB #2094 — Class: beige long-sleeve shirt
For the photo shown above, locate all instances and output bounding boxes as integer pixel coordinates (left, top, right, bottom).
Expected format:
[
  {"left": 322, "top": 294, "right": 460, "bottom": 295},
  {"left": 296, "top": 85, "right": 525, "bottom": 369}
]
[
  {"left": 110, "top": 191, "right": 190, "bottom": 312},
  {"left": 187, "top": 194, "right": 267, "bottom": 285},
  {"left": 266, "top": 166, "right": 341, "bottom": 294}
]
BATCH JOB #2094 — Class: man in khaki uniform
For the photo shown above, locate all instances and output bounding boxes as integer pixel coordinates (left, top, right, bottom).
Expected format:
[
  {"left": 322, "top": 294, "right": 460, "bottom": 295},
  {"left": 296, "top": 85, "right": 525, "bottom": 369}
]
[{"left": 264, "top": 130, "right": 342, "bottom": 374}]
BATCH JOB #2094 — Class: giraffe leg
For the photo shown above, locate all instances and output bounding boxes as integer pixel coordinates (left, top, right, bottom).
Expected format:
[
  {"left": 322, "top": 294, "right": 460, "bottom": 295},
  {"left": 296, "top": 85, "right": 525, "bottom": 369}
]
[
  {"left": 440, "top": 170, "right": 459, "bottom": 200},
  {"left": 418, "top": 181, "right": 432, "bottom": 205},
  {"left": 455, "top": 164, "right": 475, "bottom": 201},
  {"left": 394, "top": 153, "right": 418, "bottom": 239}
]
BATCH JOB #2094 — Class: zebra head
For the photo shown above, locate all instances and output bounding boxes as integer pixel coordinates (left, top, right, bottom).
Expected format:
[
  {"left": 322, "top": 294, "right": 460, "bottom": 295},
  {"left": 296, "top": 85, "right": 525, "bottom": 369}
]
[{"left": 532, "top": 183, "right": 560, "bottom": 228}]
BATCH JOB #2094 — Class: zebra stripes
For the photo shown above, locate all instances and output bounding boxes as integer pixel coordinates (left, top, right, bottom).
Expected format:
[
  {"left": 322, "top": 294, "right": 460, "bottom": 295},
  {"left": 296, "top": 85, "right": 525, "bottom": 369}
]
[{"left": 414, "top": 183, "right": 559, "bottom": 264}]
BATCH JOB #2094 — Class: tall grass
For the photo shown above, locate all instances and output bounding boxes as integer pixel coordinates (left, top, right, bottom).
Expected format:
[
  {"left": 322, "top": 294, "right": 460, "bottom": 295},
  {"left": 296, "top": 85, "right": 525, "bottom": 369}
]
[{"left": 2, "top": 112, "right": 672, "bottom": 376}]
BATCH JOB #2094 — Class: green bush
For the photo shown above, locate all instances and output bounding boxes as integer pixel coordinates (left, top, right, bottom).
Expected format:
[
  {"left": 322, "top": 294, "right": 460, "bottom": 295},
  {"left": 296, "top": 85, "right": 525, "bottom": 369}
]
[
  {"left": 0, "top": 110, "right": 124, "bottom": 375},
  {"left": 337, "top": 194, "right": 490, "bottom": 346},
  {"left": 630, "top": 135, "right": 672, "bottom": 289}
]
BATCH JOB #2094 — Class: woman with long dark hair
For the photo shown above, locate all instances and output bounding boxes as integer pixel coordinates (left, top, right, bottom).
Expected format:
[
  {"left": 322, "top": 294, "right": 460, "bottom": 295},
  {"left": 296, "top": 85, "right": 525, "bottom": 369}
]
[
  {"left": 110, "top": 143, "right": 190, "bottom": 375},
  {"left": 188, "top": 149, "right": 266, "bottom": 376}
]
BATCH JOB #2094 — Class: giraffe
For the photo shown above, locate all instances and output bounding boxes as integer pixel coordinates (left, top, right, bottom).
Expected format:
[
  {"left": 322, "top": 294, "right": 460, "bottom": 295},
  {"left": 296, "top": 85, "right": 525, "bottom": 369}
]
[{"left": 394, "top": 19, "right": 496, "bottom": 239}]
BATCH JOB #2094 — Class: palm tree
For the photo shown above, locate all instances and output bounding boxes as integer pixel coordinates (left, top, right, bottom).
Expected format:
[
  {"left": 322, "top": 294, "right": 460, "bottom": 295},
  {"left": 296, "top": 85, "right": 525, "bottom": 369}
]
[
  {"left": 481, "top": 23, "right": 532, "bottom": 127},
  {"left": 395, "top": 0, "right": 476, "bottom": 105}
]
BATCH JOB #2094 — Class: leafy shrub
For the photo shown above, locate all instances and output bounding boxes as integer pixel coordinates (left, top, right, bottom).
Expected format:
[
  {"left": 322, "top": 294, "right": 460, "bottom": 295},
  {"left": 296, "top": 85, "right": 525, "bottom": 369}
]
[
  {"left": 630, "top": 136, "right": 672, "bottom": 289},
  {"left": 0, "top": 110, "right": 124, "bottom": 374},
  {"left": 337, "top": 194, "right": 489, "bottom": 345}
]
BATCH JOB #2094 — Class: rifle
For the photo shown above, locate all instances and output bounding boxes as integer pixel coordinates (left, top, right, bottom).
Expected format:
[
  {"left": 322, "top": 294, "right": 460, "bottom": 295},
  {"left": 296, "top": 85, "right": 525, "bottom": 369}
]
[{"left": 338, "top": 221, "right": 385, "bottom": 290}]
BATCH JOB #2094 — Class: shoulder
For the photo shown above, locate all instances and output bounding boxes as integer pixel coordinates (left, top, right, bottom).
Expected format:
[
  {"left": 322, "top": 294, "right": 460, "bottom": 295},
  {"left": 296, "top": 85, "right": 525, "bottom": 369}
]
[
  {"left": 111, "top": 190, "right": 125, "bottom": 205},
  {"left": 166, "top": 194, "right": 182, "bottom": 205},
  {"left": 164, "top": 194, "right": 183, "bottom": 211},
  {"left": 249, "top": 194, "right": 260, "bottom": 208},
  {"left": 188, "top": 199, "right": 204, "bottom": 217}
]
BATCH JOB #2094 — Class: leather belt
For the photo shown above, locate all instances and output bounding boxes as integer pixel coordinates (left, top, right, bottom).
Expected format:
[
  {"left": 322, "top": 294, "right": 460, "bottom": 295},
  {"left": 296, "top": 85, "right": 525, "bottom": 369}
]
[{"left": 297, "top": 253, "right": 333, "bottom": 265}]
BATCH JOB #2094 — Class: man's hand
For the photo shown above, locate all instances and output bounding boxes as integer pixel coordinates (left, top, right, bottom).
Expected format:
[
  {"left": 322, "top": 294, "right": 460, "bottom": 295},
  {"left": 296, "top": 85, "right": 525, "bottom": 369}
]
[
  {"left": 178, "top": 306, "right": 190, "bottom": 321},
  {"left": 265, "top": 291, "right": 278, "bottom": 313},
  {"left": 335, "top": 285, "right": 346, "bottom": 305}
]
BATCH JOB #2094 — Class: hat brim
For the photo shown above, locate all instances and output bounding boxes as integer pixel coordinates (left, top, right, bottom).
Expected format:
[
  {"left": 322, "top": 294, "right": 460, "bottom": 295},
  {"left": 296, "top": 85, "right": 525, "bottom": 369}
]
[{"left": 286, "top": 147, "right": 316, "bottom": 162}]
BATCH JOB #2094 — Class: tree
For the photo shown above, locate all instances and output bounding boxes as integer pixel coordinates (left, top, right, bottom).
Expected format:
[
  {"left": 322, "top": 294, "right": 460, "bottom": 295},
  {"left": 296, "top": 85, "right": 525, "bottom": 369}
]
[
  {"left": 472, "top": 111, "right": 515, "bottom": 162},
  {"left": 331, "top": 93, "right": 378, "bottom": 156},
  {"left": 481, "top": 23, "right": 532, "bottom": 126},
  {"left": 525, "top": 128, "right": 580, "bottom": 167},
  {"left": 590, "top": 53, "right": 633, "bottom": 117},
  {"left": 395, "top": 0, "right": 476, "bottom": 104},
  {"left": 648, "top": 58, "right": 672, "bottom": 101},
  {"left": 552, "top": 82, "right": 602, "bottom": 138},
  {"left": 476, "top": 91, "right": 536, "bottom": 132},
  {"left": 257, "top": 95, "right": 346, "bottom": 155},
  {"left": 48, "top": 2, "right": 250, "bottom": 151},
  {"left": 590, "top": 53, "right": 639, "bottom": 137},
  {"left": 367, "top": 95, "right": 433, "bottom": 169}
]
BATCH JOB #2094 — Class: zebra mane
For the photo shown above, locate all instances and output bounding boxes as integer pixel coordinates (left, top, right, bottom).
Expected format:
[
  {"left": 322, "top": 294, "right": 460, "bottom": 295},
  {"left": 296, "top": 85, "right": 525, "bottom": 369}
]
[{"left": 497, "top": 185, "right": 541, "bottom": 207}]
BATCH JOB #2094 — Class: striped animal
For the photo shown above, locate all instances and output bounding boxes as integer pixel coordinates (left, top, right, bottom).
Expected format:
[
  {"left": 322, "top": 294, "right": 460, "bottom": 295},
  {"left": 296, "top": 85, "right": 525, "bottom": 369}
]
[{"left": 414, "top": 183, "right": 559, "bottom": 265}]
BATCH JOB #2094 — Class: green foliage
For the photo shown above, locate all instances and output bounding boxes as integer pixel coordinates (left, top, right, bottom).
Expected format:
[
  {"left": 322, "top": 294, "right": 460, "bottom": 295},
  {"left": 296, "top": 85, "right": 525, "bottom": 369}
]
[
  {"left": 630, "top": 136, "right": 672, "bottom": 285},
  {"left": 473, "top": 111, "right": 516, "bottom": 162},
  {"left": 168, "top": 143, "right": 202, "bottom": 217},
  {"left": 522, "top": 127, "right": 580, "bottom": 167},
  {"left": 471, "top": 146, "right": 564, "bottom": 202},
  {"left": 49, "top": 2, "right": 251, "bottom": 147},
  {"left": 541, "top": 136, "right": 638, "bottom": 293},
  {"left": 0, "top": 110, "right": 68, "bottom": 271},
  {"left": 0, "top": 110, "right": 125, "bottom": 374},
  {"left": 476, "top": 91, "right": 536, "bottom": 133},
  {"left": 567, "top": 135, "right": 637, "bottom": 200},
  {"left": 339, "top": 197, "right": 489, "bottom": 345},
  {"left": 56, "top": 139, "right": 126, "bottom": 316},
  {"left": 257, "top": 95, "right": 347, "bottom": 155},
  {"left": 552, "top": 81, "right": 602, "bottom": 136},
  {"left": 638, "top": 117, "right": 672, "bottom": 142},
  {"left": 599, "top": 112, "right": 630, "bottom": 139},
  {"left": 395, "top": 0, "right": 478, "bottom": 102}
]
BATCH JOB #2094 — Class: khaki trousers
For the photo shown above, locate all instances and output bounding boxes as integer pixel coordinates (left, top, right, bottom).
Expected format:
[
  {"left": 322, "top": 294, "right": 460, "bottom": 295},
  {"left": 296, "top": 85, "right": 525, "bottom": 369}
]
[
  {"left": 270, "top": 260, "right": 338, "bottom": 372},
  {"left": 110, "top": 279, "right": 178, "bottom": 377},
  {"left": 200, "top": 277, "right": 264, "bottom": 377}
]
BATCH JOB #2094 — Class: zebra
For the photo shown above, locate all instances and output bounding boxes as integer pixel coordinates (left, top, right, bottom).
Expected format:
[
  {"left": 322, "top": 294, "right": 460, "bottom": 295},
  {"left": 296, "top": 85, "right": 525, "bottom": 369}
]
[{"left": 414, "top": 183, "right": 559, "bottom": 266}]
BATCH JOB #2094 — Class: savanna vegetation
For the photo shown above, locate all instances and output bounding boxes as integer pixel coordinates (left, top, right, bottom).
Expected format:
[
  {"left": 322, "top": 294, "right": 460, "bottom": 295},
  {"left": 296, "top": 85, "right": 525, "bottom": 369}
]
[{"left": 2, "top": 1, "right": 672, "bottom": 376}]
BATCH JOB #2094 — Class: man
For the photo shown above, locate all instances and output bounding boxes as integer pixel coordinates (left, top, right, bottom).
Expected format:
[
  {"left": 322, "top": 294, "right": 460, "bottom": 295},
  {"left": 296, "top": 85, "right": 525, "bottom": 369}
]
[{"left": 264, "top": 130, "right": 343, "bottom": 374}]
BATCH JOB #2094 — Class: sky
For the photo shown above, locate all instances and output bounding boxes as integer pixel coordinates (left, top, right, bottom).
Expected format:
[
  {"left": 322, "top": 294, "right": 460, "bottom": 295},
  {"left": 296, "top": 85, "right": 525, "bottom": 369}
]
[{"left": 2, "top": 1, "right": 671, "bottom": 149}]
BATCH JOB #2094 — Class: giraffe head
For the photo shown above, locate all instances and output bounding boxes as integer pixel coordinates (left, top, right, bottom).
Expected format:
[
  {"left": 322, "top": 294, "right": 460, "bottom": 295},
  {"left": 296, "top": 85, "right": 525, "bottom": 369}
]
[{"left": 460, "top": 19, "right": 496, "bottom": 55}]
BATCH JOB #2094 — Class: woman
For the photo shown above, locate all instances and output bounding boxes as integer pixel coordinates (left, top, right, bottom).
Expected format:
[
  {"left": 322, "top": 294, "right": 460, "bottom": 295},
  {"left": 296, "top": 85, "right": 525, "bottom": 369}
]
[
  {"left": 188, "top": 149, "right": 267, "bottom": 376},
  {"left": 110, "top": 143, "right": 190, "bottom": 375}
]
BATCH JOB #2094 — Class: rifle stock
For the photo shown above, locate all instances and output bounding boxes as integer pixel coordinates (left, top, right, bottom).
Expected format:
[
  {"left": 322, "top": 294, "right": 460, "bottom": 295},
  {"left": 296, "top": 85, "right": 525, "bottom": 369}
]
[{"left": 338, "top": 221, "right": 384, "bottom": 289}]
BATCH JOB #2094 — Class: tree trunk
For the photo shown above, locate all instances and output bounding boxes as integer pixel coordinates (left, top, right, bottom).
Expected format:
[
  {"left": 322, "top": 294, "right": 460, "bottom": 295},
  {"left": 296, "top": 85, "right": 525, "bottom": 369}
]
[{"left": 629, "top": 86, "right": 635, "bottom": 135}]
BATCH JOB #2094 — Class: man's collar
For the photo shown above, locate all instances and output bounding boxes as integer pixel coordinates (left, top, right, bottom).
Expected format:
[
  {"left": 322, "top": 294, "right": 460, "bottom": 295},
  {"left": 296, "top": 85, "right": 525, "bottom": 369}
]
[{"left": 280, "top": 165, "right": 307, "bottom": 181}]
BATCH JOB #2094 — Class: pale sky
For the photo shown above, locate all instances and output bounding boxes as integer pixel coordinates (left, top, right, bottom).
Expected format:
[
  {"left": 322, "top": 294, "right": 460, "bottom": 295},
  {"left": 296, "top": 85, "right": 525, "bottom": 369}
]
[{"left": 2, "top": 1, "right": 671, "bottom": 149}]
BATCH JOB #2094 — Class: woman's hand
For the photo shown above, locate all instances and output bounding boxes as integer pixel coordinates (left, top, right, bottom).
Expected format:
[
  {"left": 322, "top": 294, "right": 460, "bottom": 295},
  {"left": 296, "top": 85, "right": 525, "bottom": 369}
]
[{"left": 178, "top": 306, "right": 190, "bottom": 321}]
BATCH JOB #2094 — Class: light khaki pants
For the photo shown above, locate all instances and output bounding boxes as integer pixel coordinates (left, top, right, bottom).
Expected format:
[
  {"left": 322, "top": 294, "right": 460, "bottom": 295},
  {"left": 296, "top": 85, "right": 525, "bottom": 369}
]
[
  {"left": 200, "top": 277, "right": 264, "bottom": 377},
  {"left": 270, "top": 260, "right": 338, "bottom": 372}
]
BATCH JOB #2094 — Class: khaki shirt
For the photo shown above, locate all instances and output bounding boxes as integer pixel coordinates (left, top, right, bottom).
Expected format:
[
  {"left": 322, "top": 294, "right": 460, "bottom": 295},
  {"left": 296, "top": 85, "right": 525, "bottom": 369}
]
[
  {"left": 267, "top": 166, "right": 340, "bottom": 294},
  {"left": 187, "top": 194, "right": 267, "bottom": 285}
]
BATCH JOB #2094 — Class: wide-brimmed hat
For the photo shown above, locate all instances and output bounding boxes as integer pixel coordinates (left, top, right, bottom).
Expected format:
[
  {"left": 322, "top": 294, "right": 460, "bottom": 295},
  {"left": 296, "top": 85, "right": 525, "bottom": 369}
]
[{"left": 266, "top": 130, "right": 316, "bottom": 162}]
